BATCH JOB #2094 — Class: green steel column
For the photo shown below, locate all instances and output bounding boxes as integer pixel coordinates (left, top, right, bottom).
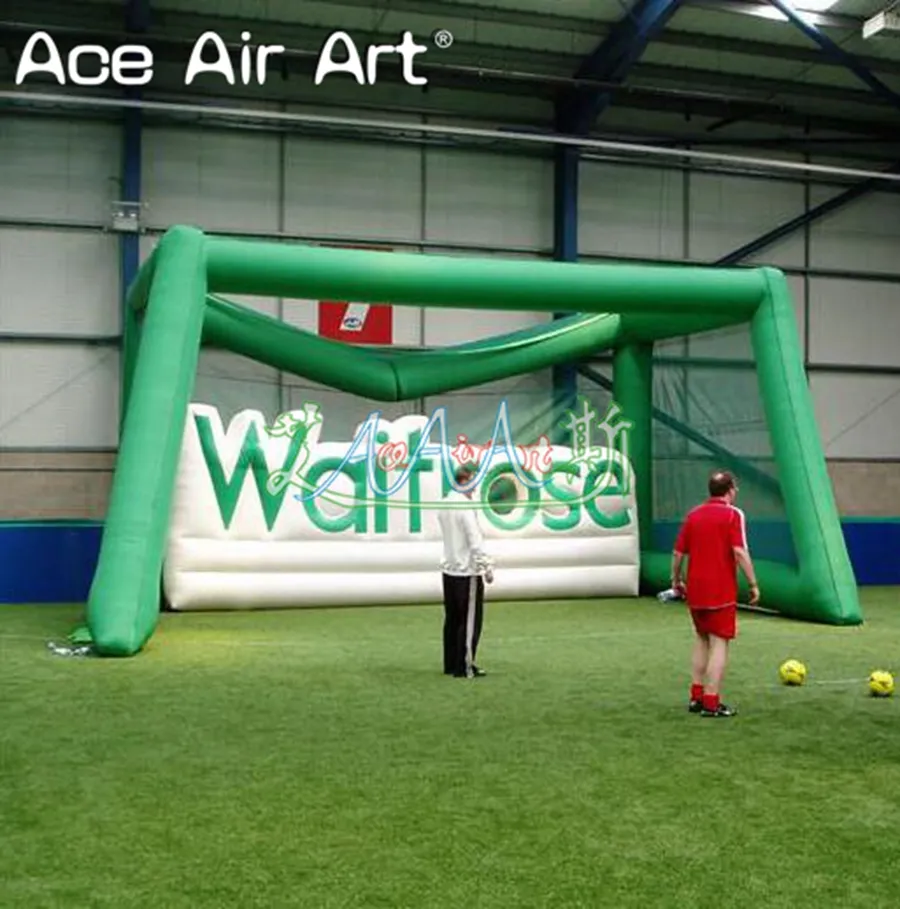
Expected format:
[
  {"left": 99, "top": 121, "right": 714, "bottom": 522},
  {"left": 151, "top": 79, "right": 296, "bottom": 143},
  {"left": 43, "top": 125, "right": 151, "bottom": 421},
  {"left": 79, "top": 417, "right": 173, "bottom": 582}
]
[{"left": 612, "top": 343, "right": 653, "bottom": 560}]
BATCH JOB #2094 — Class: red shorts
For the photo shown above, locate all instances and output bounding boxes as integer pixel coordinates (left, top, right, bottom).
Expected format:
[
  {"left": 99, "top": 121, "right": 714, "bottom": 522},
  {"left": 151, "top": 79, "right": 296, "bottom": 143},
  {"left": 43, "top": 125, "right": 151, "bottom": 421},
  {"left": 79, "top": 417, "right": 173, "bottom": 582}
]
[{"left": 690, "top": 605, "right": 737, "bottom": 640}]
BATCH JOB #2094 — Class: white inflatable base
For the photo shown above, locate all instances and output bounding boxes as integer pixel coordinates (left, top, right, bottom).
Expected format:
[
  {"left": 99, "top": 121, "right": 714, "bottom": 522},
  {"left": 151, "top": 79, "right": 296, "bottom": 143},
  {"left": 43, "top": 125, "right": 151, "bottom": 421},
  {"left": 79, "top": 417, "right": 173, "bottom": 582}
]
[
  {"left": 163, "top": 538, "right": 639, "bottom": 610},
  {"left": 163, "top": 405, "right": 641, "bottom": 610}
]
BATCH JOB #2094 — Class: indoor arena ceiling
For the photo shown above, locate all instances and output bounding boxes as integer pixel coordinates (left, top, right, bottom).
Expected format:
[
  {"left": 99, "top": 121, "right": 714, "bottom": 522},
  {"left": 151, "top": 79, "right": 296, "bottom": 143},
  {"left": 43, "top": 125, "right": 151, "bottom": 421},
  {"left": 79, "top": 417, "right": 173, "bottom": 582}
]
[{"left": 2, "top": 0, "right": 900, "bottom": 162}]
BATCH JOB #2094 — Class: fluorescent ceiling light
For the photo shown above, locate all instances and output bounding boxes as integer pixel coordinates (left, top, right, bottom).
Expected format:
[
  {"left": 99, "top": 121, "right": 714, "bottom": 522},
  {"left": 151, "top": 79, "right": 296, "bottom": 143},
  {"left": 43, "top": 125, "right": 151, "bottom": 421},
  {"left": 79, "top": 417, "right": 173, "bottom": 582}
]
[{"left": 746, "top": 1, "right": 839, "bottom": 22}]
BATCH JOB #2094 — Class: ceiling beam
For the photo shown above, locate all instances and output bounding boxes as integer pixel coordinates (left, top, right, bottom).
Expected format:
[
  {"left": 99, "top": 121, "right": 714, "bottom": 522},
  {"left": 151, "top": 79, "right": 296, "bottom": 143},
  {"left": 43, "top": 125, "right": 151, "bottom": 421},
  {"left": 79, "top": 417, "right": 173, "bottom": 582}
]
[
  {"left": 716, "top": 162, "right": 900, "bottom": 265},
  {"left": 688, "top": 0, "right": 859, "bottom": 30},
  {"left": 560, "top": 0, "right": 683, "bottom": 134},
  {"left": 766, "top": 0, "right": 900, "bottom": 113},
  {"left": 659, "top": 29, "right": 900, "bottom": 79},
  {"left": 126, "top": 0, "right": 150, "bottom": 33}
]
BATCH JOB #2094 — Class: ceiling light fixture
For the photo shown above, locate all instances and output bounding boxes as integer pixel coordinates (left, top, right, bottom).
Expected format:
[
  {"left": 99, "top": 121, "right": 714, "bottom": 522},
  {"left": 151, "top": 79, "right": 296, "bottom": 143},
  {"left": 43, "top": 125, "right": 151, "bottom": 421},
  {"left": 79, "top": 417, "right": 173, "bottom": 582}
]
[{"left": 746, "top": 0, "right": 839, "bottom": 23}]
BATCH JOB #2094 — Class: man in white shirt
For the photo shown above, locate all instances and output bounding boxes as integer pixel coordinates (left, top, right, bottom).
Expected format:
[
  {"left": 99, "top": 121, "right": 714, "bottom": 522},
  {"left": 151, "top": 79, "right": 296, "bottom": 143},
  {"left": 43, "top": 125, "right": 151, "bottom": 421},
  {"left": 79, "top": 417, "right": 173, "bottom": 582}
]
[{"left": 438, "top": 462, "right": 495, "bottom": 679}]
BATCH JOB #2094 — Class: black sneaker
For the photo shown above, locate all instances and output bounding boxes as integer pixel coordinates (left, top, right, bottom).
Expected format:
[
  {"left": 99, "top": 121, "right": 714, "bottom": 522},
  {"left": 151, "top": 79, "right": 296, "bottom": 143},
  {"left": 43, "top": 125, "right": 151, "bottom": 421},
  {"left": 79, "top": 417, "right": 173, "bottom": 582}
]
[
  {"left": 701, "top": 703, "right": 737, "bottom": 718},
  {"left": 688, "top": 699, "right": 703, "bottom": 714},
  {"left": 471, "top": 666, "right": 487, "bottom": 677}
]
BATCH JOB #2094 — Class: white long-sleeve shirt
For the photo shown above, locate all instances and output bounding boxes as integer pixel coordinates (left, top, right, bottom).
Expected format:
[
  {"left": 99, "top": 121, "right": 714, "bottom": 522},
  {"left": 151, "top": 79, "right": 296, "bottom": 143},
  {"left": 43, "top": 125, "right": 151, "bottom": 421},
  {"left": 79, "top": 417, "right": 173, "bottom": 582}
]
[{"left": 437, "top": 492, "right": 495, "bottom": 577}]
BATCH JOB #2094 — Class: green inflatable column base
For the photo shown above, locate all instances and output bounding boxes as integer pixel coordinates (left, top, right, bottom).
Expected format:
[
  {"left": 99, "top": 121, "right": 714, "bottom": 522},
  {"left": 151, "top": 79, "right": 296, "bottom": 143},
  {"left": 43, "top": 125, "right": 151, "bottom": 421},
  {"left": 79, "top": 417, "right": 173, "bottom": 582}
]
[
  {"left": 640, "top": 551, "right": 859, "bottom": 625},
  {"left": 68, "top": 624, "right": 94, "bottom": 646}
]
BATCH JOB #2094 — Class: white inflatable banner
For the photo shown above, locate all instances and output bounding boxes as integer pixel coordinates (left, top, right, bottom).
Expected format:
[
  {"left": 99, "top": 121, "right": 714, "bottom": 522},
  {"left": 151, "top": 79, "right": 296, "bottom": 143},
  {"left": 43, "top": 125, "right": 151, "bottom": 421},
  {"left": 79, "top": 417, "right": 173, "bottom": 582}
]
[{"left": 162, "top": 403, "right": 640, "bottom": 609}]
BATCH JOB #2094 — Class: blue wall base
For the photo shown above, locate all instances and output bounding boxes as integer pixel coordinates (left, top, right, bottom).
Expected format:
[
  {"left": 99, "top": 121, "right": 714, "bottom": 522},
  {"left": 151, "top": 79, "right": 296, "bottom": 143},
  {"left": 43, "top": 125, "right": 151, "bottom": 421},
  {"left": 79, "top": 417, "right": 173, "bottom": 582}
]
[
  {"left": 1, "top": 519, "right": 899, "bottom": 603},
  {"left": 841, "top": 519, "right": 900, "bottom": 586},
  {"left": 0, "top": 522, "right": 103, "bottom": 604}
]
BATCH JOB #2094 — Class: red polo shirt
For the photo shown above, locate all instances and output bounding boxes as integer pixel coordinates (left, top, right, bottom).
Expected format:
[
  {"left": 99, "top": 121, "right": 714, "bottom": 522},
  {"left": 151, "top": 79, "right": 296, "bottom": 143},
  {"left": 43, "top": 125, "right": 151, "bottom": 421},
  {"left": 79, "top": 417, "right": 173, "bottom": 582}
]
[{"left": 674, "top": 498, "right": 748, "bottom": 609}]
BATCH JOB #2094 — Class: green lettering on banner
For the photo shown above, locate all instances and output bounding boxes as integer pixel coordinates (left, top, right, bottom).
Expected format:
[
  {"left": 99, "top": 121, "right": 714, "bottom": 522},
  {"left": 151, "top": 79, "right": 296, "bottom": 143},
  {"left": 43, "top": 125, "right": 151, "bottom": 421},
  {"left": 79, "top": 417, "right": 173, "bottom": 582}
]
[
  {"left": 542, "top": 463, "right": 581, "bottom": 532},
  {"left": 374, "top": 431, "right": 390, "bottom": 534},
  {"left": 303, "top": 457, "right": 367, "bottom": 533},
  {"left": 405, "top": 430, "right": 433, "bottom": 534},
  {"left": 195, "top": 415, "right": 308, "bottom": 531},
  {"left": 481, "top": 463, "right": 539, "bottom": 532},
  {"left": 583, "top": 458, "right": 631, "bottom": 530}
]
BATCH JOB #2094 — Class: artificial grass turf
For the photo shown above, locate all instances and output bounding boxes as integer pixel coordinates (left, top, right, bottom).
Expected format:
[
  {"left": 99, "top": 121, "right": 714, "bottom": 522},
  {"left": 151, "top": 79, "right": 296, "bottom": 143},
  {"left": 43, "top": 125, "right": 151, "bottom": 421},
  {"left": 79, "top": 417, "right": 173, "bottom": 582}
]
[{"left": 1, "top": 590, "right": 899, "bottom": 908}]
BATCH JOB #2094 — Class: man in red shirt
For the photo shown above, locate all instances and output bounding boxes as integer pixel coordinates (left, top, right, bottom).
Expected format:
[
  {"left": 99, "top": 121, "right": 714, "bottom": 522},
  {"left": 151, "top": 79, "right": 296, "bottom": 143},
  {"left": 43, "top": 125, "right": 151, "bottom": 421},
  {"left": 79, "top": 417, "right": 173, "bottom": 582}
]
[{"left": 671, "top": 470, "right": 759, "bottom": 718}]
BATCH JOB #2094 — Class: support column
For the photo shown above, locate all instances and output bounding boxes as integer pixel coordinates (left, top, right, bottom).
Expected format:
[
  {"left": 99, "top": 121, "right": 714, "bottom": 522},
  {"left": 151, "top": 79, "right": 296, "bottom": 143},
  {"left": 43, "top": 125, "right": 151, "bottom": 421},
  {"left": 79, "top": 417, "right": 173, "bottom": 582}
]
[
  {"left": 612, "top": 343, "right": 654, "bottom": 574},
  {"left": 120, "top": 105, "right": 141, "bottom": 426},
  {"left": 552, "top": 145, "right": 579, "bottom": 442},
  {"left": 120, "top": 0, "right": 150, "bottom": 426}
]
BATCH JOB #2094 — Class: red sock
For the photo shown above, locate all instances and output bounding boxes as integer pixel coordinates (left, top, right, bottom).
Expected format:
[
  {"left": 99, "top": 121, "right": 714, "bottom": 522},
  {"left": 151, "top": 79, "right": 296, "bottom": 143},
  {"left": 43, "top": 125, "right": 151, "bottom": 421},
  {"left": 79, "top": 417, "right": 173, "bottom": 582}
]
[
  {"left": 702, "top": 693, "right": 720, "bottom": 712},
  {"left": 690, "top": 684, "right": 704, "bottom": 701}
]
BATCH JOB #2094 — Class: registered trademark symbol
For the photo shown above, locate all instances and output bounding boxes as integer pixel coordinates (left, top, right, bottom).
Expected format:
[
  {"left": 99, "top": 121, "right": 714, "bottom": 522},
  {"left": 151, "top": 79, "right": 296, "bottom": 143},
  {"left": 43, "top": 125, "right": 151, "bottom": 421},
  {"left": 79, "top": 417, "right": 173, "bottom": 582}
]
[{"left": 432, "top": 29, "right": 453, "bottom": 49}]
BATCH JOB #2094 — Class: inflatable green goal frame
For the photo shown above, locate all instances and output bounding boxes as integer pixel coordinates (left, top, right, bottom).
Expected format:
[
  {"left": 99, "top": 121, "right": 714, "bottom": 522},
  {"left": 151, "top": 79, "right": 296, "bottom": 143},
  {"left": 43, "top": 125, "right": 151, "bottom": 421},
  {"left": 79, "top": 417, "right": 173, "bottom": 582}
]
[{"left": 86, "top": 225, "right": 861, "bottom": 656}]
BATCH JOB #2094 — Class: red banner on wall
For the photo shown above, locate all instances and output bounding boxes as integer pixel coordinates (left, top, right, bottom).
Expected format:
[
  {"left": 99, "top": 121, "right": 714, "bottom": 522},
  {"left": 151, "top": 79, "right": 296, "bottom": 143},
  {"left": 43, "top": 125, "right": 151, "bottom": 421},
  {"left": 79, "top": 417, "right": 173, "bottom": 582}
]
[
  {"left": 317, "top": 300, "right": 393, "bottom": 345},
  {"left": 316, "top": 244, "right": 394, "bottom": 346}
]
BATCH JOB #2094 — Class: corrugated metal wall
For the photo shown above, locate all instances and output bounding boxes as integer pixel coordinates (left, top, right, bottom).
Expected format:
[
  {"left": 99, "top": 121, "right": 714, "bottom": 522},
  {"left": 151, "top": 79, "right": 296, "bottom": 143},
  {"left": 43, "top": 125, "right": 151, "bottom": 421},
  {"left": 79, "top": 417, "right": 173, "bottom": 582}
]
[{"left": 1, "top": 111, "right": 898, "bottom": 518}]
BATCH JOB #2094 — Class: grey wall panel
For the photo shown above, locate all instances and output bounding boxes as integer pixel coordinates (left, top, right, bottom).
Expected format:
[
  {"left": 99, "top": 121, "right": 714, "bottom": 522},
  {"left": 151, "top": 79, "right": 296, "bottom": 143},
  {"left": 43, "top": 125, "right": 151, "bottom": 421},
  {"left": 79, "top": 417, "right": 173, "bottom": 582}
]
[
  {"left": 284, "top": 133, "right": 422, "bottom": 242},
  {"left": 0, "top": 117, "right": 119, "bottom": 224},
  {"left": 688, "top": 173, "right": 805, "bottom": 267},
  {"left": 193, "top": 350, "right": 280, "bottom": 422},
  {"left": 0, "top": 343, "right": 119, "bottom": 447},
  {"left": 218, "top": 295, "right": 280, "bottom": 318},
  {"left": 424, "top": 150, "right": 552, "bottom": 250},
  {"left": 809, "top": 189, "right": 900, "bottom": 275},
  {"left": 579, "top": 162, "right": 683, "bottom": 259},
  {"left": 139, "top": 234, "right": 156, "bottom": 264},
  {"left": 811, "top": 372, "right": 900, "bottom": 459},
  {"left": 0, "top": 451, "right": 114, "bottom": 520},
  {"left": 424, "top": 305, "right": 549, "bottom": 347},
  {"left": 143, "top": 128, "right": 281, "bottom": 233},
  {"left": 828, "top": 462, "right": 900, "bottom": 517},
  {"left": 808, "top": 278, "right": 900, "bottom": 368},
  {"left": 281, "top": 298, "right": 318, "bottom": 334},
  {"left": 0, "top": 229, "right": 119, "bottom": 335}
]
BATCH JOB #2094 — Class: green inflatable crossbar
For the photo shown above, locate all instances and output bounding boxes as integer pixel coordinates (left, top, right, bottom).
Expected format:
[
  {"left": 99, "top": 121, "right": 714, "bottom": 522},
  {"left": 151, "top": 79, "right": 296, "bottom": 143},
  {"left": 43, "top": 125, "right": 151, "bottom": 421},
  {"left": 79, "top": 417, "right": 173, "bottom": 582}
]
[{"left": 89, "top": 226, "right": 860, "bottom": 656}]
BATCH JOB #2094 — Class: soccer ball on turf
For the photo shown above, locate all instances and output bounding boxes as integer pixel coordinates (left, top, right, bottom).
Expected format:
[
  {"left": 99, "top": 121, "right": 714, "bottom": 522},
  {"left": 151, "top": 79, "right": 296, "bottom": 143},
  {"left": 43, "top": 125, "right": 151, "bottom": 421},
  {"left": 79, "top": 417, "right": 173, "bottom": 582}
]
[
  {"left": 868, "top": 670, "right": 894, "bottom": 698},
  {"left": 779, "top": 659, "right": 807, "bottom": 686}
]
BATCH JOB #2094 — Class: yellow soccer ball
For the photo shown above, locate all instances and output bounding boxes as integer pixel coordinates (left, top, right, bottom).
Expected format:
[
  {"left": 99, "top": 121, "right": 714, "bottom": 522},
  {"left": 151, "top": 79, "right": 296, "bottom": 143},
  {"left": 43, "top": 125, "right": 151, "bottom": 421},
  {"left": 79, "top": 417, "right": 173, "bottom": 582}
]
[
  {"left": 868, "top": 670, "right": 894, "bottom": 698},
  {"left": 779, "top": 659, "right": 807, "bottom": 686}
]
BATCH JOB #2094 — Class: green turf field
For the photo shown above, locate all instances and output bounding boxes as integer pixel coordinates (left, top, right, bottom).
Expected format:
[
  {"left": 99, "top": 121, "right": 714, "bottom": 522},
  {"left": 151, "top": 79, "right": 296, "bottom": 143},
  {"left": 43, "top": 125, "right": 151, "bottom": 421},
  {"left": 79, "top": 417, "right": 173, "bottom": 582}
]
[{"left": 2, "top": 590, "right": 899, "bottom": 908}]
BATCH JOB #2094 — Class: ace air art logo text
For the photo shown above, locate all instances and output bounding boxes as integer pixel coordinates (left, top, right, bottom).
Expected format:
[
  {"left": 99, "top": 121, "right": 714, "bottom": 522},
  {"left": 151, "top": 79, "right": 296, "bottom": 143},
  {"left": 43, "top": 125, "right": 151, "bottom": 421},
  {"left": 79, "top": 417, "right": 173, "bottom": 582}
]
[
  {"left": 14, "top": 29, "right": 455, "bottom": 88},
  {"left": 193, "top": 397, "right": 635, "bottom": 537}
]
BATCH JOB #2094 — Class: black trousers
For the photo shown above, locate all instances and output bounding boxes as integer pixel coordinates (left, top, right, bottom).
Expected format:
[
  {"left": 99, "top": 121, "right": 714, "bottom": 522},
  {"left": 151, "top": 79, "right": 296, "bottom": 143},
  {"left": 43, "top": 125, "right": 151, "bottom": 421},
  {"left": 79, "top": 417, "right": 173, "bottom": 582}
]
[{"left": 442, "top": 573, "right": 485, "bottom": 676}]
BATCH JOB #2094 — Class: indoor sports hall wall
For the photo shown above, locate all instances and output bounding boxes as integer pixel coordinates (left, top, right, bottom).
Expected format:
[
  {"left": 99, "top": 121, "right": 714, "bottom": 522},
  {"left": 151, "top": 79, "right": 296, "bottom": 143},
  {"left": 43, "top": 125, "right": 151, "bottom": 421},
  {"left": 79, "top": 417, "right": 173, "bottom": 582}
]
[{"left": 2, "top": 98, "right": 900, "bottom": 596}]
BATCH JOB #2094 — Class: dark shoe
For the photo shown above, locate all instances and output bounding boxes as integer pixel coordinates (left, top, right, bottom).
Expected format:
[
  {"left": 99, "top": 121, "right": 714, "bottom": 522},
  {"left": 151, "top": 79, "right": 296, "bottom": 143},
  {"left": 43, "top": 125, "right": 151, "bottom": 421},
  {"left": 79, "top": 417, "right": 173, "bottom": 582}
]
[
  {"left": 701, "top": 703, "right": 737, "bottom": 718},
  {"left": 688, "top": 699, "right": 703, "bottom": 714},
  {"left": 471, "top": 665, "right": 487, "bottom": 677}
]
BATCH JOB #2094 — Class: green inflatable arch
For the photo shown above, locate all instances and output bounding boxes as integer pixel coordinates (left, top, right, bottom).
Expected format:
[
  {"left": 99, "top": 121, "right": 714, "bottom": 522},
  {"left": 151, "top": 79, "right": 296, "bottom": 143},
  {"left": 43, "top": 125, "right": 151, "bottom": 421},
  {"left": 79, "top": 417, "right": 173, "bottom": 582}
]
[{"left": 89, "top": 225, "right": 860, "bottom": 656}]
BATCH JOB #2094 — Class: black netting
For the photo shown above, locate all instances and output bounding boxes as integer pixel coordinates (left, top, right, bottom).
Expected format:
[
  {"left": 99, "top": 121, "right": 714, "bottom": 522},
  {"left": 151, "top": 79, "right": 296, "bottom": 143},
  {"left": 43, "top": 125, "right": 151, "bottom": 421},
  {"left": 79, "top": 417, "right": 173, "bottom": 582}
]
[{"left": 650, "top": 324, "right": 796, "bottom": 566}]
